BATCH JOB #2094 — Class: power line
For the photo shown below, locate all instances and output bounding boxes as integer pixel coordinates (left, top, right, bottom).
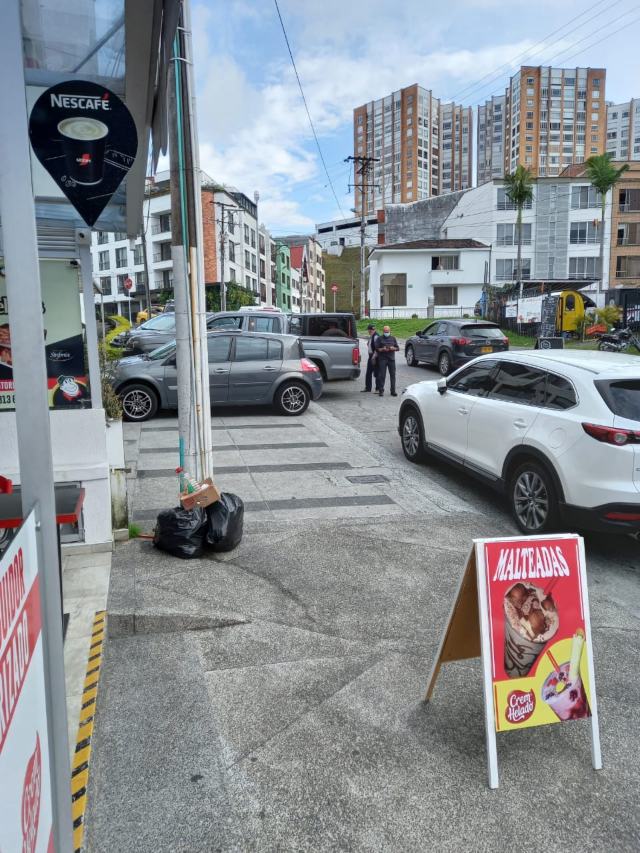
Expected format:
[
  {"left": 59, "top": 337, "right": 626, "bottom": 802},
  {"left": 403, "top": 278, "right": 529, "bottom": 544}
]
[
  {"left": 273, "top": 0, "right": 346, "bottom": 218},
  {"left": 446, "top": 0, "right": 614, "bottom": 103}
]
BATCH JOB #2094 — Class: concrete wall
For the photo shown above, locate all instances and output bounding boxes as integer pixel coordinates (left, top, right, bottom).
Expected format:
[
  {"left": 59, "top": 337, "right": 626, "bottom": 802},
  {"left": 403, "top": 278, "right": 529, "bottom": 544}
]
[
  {"left": 1, "top": 408, "right": 112, "bottom": 547},
  {"left": 383, "top": 191, "right": 466, "bottom": 244},
  {"left": 369, "top": 248, "right": 488, "bottom": 312}
]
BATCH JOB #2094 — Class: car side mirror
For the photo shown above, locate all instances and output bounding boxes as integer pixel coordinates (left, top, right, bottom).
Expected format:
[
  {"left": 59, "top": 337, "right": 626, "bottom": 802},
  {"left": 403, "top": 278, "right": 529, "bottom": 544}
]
[
  {"left": 416, "top": 330, "right": 422, "bottom": 336},
  {"left": 437, "top": 378, "right": 447, "bottom": 395},
  {"left": 165, "top": 356, "right": 176, "bottom": 366}
]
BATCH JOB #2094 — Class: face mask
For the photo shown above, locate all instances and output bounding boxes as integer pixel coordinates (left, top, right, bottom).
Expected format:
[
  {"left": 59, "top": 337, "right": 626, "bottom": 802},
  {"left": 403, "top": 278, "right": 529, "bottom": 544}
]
[{"left": 383, "top": 332, "right": 390, "bottom": 337}]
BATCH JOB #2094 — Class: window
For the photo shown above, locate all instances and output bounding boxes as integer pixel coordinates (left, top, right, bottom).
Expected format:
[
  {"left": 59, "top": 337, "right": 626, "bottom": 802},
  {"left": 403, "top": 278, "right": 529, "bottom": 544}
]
[
  {"left": 245, "top": 250, "right": 251, "bottom": 268},
  {"left": 570, "top": 222, "right": 599, "bottom": 244},
  {"left": 97, "top": 232, "right": 108, "bottom": 244},
  {"left": 497, "top": 223, "right": 532, "bottom": 246},
  {"left": 380, "top": 272, "right": 406, "bottom": 306},
  {"left": 116, "top": 274, "right": 130, "bottom": 294},
  {"left": 431, "top": 255, "right": 459, "bottom": 270},
  {"left": 497, "top": 187, "right": 532, "bottom": 210},
  {"left": 251, "top": 229, "right": 256, "bottom": 249},
  {"left": 571, "top": 185, "right": 600, "bottom": 209},
  {"left": 616, "top": 256, "right": 640, "bottom": 278},
  {"left": 133, "top": 244, "right": 144, "bottom": 265},
  {"left": 246, "top": 316, "right": 281, "bottom": 334},
  {"left": 135, "top": 272, "right": 146, "bottom": 289},
  {"left": 433, "top": 286, "right": 458, "bottom": 306},
  {"left": 489, "top": 362, "right": 547, "bottom": 405},
  {"left": 496, "top": 259, "right": 531, "bottom": 280},
  {"left": 234, "top": 336, "right": 271, "bottom": 362},
  {"left": 98, "top": 250, "right": 109, "bottom": 271},
  {"left": 99, "top": 275, "right": 112, "bottom": 295},
  {"left": 153, "top": 242, "right": 171, "bottom": 262},
  {"left": 617, "top": 222, "right": 640, "bottom": 246},
  {"left": 619, "top": 189, "right": 640, "bottom": 212},
  {"left": 545, "top": 374, "right": 577, "bottom": 410},
  {"left": 448, "top": 361, "right": 497, "bottom": 397},
  {"left": 140, "top": 314, "right": 176, "bottom": 331},
  {"left": 115, "top": 247, "right": 128, "bottom": 268},
  {"left": 244, "top": 224, "right": 250, "bottom": 242},
  {"left": 596, "top": 380, "right": 640, "bottom": 420},
  {"left": 569, "top": 257, "right": 598, "bottom": 279},
  {"left": 228, "top": 241, "right": 236, "bottom": 263},
  {"left": 207, "top": 335, "right": 232, "bottom": 363},
  {"left": 208, "top": 315, "right": 242, "bottom": 330}
]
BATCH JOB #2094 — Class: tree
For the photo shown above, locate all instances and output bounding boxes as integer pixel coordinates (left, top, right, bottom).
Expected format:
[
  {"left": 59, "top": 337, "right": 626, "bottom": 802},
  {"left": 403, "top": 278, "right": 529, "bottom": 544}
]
[
  {"left": 503, "top": 165, "right": 534, "bottom": 297},
  {"left": 206, "top": 282, "right": 256, "bottom": 312},
  {"left": 585, "top": 153, "right": 629, "bottom": 291}
]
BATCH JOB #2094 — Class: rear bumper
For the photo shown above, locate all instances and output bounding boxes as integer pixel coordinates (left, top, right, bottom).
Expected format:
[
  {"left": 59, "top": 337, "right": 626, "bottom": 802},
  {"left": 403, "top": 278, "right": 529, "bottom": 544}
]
[
  {"left": 560, "top": 502, "right": 640, "bottom": 534},
  {"left": 453, "top": 348, "right": 508, "bottom": 367}
]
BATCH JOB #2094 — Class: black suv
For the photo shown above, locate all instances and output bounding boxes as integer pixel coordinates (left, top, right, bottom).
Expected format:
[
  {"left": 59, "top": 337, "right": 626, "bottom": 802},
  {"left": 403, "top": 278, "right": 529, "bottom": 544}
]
[{"left": 404, "top": 319, "right": 509, "bottom": 376}]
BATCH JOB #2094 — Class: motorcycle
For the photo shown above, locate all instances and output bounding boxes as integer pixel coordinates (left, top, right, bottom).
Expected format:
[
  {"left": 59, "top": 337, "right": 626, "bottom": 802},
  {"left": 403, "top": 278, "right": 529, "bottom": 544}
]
[{"left": 597, "top": 326, "right": 640, "bottom": 353}]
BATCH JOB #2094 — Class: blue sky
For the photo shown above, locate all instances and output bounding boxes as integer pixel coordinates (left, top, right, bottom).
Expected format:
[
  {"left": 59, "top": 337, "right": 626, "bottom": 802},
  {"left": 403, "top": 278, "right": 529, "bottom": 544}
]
[{"left": 190, "top": 0, "right": 640, "bottom": 234}]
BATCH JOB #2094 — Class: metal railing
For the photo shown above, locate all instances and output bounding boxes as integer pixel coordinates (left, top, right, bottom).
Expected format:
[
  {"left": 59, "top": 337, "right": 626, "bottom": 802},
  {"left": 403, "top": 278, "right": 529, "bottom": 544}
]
[{"left": 369, "top": 306, "right": 477, "bottom": 320}]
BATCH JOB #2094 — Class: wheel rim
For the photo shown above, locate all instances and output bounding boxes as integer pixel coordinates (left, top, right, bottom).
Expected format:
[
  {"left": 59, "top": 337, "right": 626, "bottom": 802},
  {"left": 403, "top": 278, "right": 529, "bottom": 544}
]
[
  {"left": 514, "top": 471, "right": 549, "bottom": 530},
  {"left": 439, "top": 354, "right": 449, "bottom": 374},
  {"left": 402, "top": 415, "right": 420, "bottom": 457},
  {"left": 123, "top": 389, "right": 153, "bottom": 419},
  {"left": 406, "top": 347, "right": 413, "bottom": 365},
  {"left": 281, "top": 386, "right": 306, "bottom": 413}
]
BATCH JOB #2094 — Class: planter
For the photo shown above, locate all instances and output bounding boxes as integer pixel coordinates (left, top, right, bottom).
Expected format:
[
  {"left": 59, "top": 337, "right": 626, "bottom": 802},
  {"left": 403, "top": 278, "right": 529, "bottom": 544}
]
[{"left": 106, "top": 417, "right": 128, "bottom": 531}]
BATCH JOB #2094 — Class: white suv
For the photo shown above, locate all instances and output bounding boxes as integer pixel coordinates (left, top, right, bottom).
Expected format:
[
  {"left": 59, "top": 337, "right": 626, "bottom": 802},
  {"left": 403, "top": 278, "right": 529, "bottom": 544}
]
[{"left": 398, "top": 350, "right": 640, "bottom": 534}]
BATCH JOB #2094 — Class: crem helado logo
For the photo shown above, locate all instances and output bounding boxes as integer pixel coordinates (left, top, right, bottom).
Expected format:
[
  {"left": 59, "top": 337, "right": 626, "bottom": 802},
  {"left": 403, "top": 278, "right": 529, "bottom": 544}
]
[
  {"left": 50, "top": 93, "right": 110, "bottom": 110},
  {"left": 505, "top": 689, "right": 536, "bottom": 724}
]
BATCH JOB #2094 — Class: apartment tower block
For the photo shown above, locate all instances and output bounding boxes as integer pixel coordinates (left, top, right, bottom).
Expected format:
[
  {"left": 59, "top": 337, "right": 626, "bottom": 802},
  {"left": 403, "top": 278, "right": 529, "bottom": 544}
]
[
  {"left": 606, "top": 98, "right": 640, "bottom": 161},
  {"left": 353, "top": 84, "right": 472, "bottom": 216}
]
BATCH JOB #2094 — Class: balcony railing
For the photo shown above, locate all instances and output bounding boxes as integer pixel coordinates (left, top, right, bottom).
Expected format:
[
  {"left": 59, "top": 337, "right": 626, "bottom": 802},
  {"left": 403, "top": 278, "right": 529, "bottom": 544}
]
[
  {"left": 617, "top": 238, "right": 640, "bottom": 247},
  {"left": 152, "top": 221, "right": 171, "bottom": 234},
  {"left": 619, "top": 204, "right": 640, "bottom": 213},
  {"left": 153, "top": 253, "right": 172, "bottom": 263}
]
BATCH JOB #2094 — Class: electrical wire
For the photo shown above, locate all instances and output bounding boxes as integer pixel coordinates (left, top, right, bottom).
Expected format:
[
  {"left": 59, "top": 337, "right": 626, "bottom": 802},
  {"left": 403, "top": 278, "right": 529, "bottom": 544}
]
[{"left": 273, "top": 0, "right": 346, "bottom": 217}]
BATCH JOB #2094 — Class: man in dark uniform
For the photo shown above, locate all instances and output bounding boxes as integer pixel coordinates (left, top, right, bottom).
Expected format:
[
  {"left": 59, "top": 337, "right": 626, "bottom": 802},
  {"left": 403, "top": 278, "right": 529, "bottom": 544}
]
[
  {"left": 361, "top": 323, "right": 380, "bottom": 392},
  {"left": 374, "top": 325, "right": 399, "bottom": 397}
]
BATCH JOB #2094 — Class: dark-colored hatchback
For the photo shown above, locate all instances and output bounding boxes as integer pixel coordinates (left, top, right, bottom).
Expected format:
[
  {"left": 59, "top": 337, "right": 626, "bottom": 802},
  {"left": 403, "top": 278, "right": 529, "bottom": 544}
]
[{"left": 405, "top": 319, "right": 509, "bottom": 376}]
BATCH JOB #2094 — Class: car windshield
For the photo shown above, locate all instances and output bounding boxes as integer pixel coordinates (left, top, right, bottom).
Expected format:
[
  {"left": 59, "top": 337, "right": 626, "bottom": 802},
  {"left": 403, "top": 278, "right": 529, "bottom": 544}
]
[
  {"left": 461, "top": 325, "right": 504, "bottom": 339},
  {"left": 148, "top": 341, "right": 176, "bottom": 360},
  {"left": 139, "top": 314, "right": 176, "bottom": 331}
]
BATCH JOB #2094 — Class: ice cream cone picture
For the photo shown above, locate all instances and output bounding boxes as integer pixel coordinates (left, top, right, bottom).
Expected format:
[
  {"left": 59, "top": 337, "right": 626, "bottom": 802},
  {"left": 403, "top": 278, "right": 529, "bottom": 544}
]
[
  {"left": 503, "top": 582, "right": 559, "bottom": 678},
  {"left": 541, "top": 630, "right": 591, "bottom": 721}
]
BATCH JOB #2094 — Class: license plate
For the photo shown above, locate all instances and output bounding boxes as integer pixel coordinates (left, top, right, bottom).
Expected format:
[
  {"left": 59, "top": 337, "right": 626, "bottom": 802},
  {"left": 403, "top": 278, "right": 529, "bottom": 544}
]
[{"left": 480, "top": 346, "right": 492, "bottom": 353}]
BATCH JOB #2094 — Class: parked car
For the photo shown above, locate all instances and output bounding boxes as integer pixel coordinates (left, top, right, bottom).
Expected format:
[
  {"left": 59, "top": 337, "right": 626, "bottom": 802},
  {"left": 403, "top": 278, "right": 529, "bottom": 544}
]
[
  {"left": 209, "top": 310, "right": 361, "bottom": 380},
  {"left": 398, "top": 350, "right": 640, "bottom": 534},
  {"left": 113, "top": 330, "right": 323, "bottom": 421},
  {"left": 288, "top": 313, "right": 360, "bottom": 381},
  {"left": 117, "top": 312, "right": 216, "bottom": 355},
  {"left": 404, "top": 319, "right": 509, "bottom": 376}
]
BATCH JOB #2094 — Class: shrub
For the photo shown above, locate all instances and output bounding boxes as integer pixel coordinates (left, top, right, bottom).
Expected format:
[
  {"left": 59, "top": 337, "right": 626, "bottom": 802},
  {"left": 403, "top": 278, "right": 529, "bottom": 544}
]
[{"left": 595, "top": 305, "right": 622, "bottom": 329}]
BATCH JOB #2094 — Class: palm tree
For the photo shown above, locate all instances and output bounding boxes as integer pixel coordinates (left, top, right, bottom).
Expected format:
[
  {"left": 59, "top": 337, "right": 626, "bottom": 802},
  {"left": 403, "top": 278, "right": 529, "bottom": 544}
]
[
  {"left": 503, "top": 165, "right": 534, "bottom": 297},
  {"left": 585, "top": 153, "right": 629, "bottom": 291}
]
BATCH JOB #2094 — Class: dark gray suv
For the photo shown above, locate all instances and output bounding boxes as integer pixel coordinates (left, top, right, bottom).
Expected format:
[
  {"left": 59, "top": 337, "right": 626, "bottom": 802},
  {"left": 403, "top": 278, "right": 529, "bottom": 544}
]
[{"left": 113, "top": 331, "right": 323, "bottom": 421}]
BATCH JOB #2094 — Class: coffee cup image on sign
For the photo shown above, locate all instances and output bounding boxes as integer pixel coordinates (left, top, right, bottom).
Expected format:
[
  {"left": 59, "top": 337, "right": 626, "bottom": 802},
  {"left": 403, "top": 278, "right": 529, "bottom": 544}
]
[
  {"left": 541, "top": 631, "right": 590, "bottom": 721},
  {"left": 57, "top": 117, "right": 108, "bottom": 185},
  {"left": 503, "top": 582, "right": 559, "bottom": 678}
]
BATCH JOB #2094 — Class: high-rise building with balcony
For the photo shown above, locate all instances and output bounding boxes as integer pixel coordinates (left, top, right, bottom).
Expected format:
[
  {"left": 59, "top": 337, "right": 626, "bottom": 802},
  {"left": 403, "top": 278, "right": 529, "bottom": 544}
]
[
  {"left": 606, "top": 98, "right": 640, "bottom": 161},
  {"left": 353, "top": 84, "right": 473, "bottom": 215},
  {"left": 477, "top": 94, "right": 507, "bottom": 184},
  {"left": 477, "top": 67, "right": 607, "bottom": 180}
]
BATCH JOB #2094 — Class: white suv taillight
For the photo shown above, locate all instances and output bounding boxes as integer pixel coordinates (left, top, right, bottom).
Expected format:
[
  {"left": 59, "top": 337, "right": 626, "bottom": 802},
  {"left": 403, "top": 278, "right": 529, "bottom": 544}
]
[
  {"left": 301, "top": 358, "right": 319, "bottom": 372},
  {"left": 582, "top": 423, "right": 640, "bottom": 445}
]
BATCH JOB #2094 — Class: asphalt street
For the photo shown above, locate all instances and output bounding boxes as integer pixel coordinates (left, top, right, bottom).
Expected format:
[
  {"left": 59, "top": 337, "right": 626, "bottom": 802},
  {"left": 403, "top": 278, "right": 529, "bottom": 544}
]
[{"left": 85, "top": 342, "right": 640, "bottom": 852}]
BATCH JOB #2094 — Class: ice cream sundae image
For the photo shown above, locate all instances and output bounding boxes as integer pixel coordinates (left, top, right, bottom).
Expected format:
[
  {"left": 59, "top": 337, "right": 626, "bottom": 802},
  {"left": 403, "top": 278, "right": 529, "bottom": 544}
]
[
  {"left": 503, "top": 581, "right": 559, "bottom": 678},
  {"left": 541, "top": 630, "right": 591, "bottom": 721}
]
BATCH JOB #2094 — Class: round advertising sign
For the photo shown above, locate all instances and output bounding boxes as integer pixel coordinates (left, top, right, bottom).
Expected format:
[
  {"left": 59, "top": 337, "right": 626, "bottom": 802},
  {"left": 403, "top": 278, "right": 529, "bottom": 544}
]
[{"left": 28, "top": 81, "right": 138, "bottom": 228}]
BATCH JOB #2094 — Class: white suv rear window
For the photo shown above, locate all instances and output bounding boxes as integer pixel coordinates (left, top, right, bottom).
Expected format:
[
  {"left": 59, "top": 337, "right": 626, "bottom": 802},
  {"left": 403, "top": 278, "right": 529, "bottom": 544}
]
[{"left": 597, "top": 380, "right": 640, "bottom": 421}]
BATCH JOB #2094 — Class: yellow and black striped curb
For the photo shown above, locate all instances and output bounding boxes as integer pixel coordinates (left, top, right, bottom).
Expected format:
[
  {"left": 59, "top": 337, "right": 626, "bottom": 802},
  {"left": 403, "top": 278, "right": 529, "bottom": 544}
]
[{"left": 71, "top": 610, "right": 106, "bottom": 853}]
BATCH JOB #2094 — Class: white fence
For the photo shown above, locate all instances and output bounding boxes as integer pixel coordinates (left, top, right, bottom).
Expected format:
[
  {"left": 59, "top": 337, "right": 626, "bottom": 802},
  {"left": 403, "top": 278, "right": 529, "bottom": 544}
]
[{"left": 368, "top": 306, "right": 478, "bottom": 320}]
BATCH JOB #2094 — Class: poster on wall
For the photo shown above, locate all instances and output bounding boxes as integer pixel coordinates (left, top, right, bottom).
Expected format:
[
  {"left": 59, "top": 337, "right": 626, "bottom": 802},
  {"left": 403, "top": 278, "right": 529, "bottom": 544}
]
[
  {"left": 0, "top": 259, "right": 89, "bottom": 411},
  {"left": 28, "top": 81, "right": 138, "bottom": 228},
  {"left": 0, "top": 511, "right": 55, "bottom": 853},
  {"left": 424, "top": 534, "right": 601, "bottom": 789}
]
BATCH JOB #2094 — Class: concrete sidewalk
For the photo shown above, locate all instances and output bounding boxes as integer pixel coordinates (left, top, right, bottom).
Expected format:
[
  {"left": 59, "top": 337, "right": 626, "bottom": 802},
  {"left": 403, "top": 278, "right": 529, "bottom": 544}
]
[{"left": 85, "top": 400, "right": 640, "bottom": 852}]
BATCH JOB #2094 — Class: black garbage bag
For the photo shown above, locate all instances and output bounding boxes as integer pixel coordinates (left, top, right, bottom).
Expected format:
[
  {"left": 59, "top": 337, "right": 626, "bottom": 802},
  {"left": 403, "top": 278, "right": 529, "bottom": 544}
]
[
  {"left": 153, "top": 506, "right": 207, "bottom": 559},
  {"left": 205, "top": 493, "right": 244, "bottom": 552}
]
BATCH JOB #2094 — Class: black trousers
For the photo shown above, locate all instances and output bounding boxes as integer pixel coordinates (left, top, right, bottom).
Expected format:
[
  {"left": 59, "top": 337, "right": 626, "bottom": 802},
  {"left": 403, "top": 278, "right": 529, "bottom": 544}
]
[
  {"left": 377, "top": 357, "right": 396, "bottom": 393},
  {"left": 365, "top": 355, "right": 378, "bottom": 391}
]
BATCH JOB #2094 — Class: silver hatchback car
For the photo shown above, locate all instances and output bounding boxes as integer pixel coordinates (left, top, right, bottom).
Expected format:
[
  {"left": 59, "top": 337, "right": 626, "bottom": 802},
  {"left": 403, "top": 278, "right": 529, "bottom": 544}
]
[{"left": 113, "top": 330, "right": 323, "bottom": 421}]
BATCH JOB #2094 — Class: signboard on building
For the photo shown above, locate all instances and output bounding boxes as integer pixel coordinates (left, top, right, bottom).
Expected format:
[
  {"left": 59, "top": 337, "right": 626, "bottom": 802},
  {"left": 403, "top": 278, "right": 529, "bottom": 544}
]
[
  {"left": 28, "top": 81, "right": 137, "bottom": 228},
  {"left": 0, "top": 511, "right": 54, "bottom": 853},
  {"left": 425, "top": 534, "right": 601, "bottom": 788},
  {"left": 506, "top": 296, "right": 543, "bottom": 323},
  {"left": 0, "top": 259, "right": 88, "bottom": 411}
]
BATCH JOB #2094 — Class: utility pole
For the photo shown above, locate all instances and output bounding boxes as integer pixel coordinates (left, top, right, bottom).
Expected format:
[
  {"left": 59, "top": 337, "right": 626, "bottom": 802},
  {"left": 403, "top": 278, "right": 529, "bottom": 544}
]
[
  {"left": 345, "top": 155, "right": 378, "bottom": 318},
  {"left": 214, "top": 201, "right": 239, "bottom": 311}
]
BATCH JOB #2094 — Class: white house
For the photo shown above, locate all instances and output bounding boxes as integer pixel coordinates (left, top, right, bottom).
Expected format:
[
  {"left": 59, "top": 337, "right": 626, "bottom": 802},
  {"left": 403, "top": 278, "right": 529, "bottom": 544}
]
[{"left": 368, "top": 239, "right": 490, "bottom": 318}]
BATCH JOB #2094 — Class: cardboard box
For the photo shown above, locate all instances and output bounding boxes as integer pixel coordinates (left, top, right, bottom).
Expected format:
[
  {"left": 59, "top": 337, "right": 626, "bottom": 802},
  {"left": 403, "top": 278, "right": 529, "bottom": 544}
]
[{"left": 180, "top": 478, "right": 221, "bottom": 511}]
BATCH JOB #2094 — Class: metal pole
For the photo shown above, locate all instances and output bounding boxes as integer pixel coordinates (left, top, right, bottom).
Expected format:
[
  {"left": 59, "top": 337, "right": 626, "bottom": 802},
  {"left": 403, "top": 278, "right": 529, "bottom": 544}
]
[
  {"left": 219, "top": 205, "right": 226, "bottom": 312},
  {"left": 0, "top": 2, "right": 73, "bottom": 848},
  {"left": 78, "top": 242, "right": 102, "bottom": 409},
  {"left": 333, "top": 290, "right": 336, "bottom": 312}
]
